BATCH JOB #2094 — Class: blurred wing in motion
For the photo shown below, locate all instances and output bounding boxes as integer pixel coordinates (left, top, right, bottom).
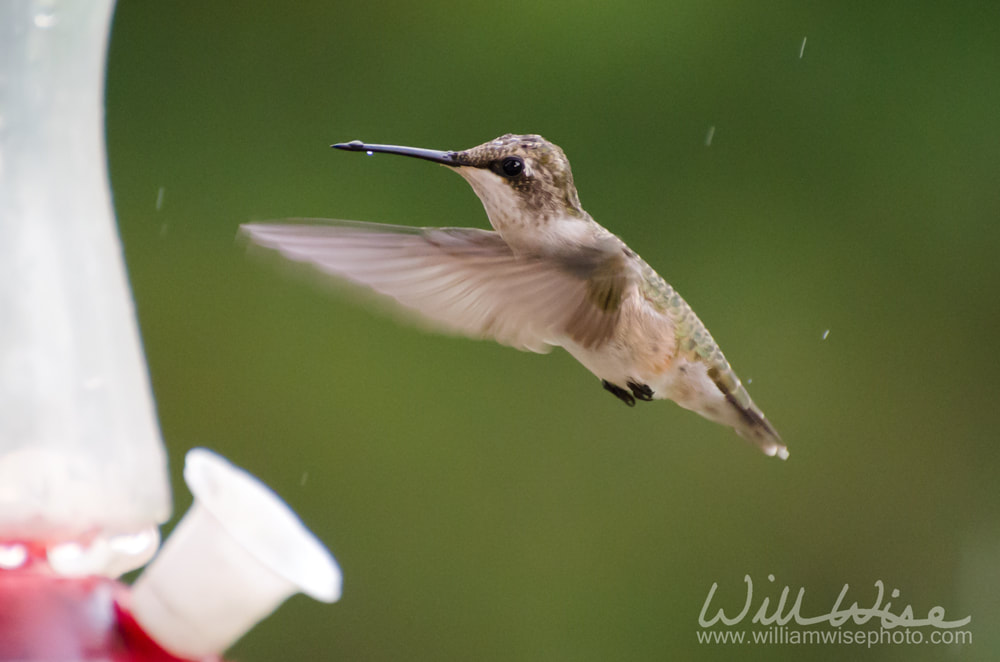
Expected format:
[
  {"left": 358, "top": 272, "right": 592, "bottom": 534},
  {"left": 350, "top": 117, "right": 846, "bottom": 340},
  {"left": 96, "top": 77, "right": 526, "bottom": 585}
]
[{"left": 240, "top": 220, "right": 628, "bottom": 353}]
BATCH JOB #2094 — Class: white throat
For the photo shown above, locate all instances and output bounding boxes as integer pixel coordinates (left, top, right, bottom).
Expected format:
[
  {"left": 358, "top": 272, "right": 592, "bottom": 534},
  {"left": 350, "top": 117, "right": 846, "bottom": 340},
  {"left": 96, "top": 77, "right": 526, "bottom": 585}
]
[{"left": 454, "top": 167, "right": 594, "bottom": 253}]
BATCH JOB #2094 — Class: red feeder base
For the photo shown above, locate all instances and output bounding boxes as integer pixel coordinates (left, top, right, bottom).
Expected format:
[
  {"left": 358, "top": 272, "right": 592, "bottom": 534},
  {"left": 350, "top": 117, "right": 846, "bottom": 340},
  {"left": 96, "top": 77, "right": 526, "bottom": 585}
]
[{"left": 0, "top": 568, "right": 204, "bottom": 662}]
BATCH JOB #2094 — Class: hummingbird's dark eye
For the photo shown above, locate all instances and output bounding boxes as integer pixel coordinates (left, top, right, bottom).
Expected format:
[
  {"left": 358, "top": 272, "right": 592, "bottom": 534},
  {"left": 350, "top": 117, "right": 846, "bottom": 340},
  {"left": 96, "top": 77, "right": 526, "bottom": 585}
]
[{"left": 499, "top": 156, "right": 524, "bottom": 178}]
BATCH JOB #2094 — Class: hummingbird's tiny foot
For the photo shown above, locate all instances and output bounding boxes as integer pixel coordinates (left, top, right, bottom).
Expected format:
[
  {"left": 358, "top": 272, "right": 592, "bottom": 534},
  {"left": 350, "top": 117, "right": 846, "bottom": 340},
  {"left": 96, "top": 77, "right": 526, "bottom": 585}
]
[
  {"left": 627, "top": 381, "right": 654, "bottom": 401},
  {"left": 602, "top": 380, "right": 636, "bottom": 407}
]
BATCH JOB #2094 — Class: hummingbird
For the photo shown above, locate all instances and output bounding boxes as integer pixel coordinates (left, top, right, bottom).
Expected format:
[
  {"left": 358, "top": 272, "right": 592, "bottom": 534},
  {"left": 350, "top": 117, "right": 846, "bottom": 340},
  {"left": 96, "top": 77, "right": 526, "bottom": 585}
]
[{"left": 241, "top": 134, "right": 787, "bottom": 459}]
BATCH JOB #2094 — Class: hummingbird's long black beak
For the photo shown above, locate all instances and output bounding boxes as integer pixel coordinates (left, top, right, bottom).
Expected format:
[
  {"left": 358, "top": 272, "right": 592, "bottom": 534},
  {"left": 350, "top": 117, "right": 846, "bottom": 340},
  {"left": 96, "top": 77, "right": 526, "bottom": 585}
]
[{"left": 332, "top": 140, "right": 459, "bottom": 166}]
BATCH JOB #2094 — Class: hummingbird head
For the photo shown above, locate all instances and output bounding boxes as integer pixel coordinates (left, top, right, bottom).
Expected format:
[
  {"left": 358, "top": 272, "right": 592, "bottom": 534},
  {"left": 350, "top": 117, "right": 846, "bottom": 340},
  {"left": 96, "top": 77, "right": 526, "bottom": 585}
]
[
  {"left": 449, "top": 134, "right": 585, "bottom": 223},
  {"left": 334, "top": 135, "right": 588, "bottom": 245}
]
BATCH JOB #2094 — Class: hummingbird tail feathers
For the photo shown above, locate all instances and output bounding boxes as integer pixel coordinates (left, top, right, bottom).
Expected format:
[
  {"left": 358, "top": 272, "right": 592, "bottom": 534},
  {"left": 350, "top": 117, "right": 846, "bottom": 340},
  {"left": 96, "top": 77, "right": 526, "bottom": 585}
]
[
  {"left": 706, "top": 366, "right": 788, "bottom": 460},
  {"left": 732, "top": 407, "right": 787, "bottom": 460}
]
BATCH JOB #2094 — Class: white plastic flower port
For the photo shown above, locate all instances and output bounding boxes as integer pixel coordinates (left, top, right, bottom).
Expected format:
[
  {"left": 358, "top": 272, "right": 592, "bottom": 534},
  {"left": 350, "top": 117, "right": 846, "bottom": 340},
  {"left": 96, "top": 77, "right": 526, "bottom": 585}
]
[{"left": 130, "top": 449, "right": 342, "bottom": 659}]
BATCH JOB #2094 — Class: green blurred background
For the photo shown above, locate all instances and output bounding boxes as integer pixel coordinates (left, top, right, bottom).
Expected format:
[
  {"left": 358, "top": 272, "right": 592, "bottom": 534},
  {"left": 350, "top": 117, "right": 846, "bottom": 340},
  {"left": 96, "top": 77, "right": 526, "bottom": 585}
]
[{"left": 105, "top": 2, "right": 999, "bottom": 660}]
